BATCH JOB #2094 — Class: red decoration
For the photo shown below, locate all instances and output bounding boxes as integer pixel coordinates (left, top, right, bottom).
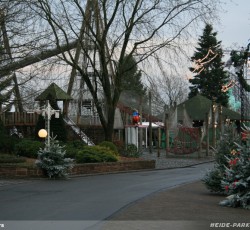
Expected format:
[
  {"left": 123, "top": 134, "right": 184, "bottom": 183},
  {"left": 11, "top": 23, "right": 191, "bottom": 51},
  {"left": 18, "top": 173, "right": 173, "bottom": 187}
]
[{"left": 132, "top": 111, "right": 140, "bottom": 124}]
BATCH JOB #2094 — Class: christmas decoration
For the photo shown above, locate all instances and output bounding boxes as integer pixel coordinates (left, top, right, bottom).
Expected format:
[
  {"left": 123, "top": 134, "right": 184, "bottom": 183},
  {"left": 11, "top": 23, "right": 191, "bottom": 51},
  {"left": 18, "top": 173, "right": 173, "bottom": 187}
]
[
  {"left": 132, "top": 110, "right": 140, "bottom": 124},
  {"left": 203, "top": 125, "right": 250, "bottom": 209},
  {"left": 192, "top": 49, "right": 218, "bottom": 74}
]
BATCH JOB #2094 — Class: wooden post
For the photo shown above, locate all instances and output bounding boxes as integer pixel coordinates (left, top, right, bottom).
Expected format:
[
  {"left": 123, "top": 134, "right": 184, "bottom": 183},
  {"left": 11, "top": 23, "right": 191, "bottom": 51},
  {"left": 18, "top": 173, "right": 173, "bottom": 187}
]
[
  {"left": 212, "top": 100, "right": 216, "bottom": 148},
  {"left": 219, "top": 104, "right": 223, "bottom": 138},
  {"left": 139, "top": 95, "right": 143, "bottom": 151},
  {"left": 157, "top": 127, "right": 161, "bottom": 157},
  {"left": 149, "top": 91, "right": 152, "bottom": 154},
  {"left": 206, "top": 112, "right": 209, "bottom": 156},
  {"left": 165, "top": 113, "right": 169, "bottom": 156}
]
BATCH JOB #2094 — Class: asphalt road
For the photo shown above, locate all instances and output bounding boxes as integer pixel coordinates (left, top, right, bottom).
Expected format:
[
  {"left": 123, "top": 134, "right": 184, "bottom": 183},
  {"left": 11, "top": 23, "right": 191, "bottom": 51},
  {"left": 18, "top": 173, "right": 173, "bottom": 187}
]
[{"left": 0, "top": 162, "right": 213, "bottom": 230}]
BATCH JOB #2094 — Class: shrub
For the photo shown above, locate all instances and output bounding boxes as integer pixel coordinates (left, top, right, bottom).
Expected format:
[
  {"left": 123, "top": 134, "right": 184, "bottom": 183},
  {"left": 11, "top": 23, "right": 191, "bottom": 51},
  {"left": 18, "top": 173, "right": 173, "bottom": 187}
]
[
  {"left": 36, "top": 138, "right": 74, "bottom": 178},
  {"left": 202, "top": 166, "right": 224, "bottom": 193},
  {"left": 76, "top": 146, "right": 118, "bottom": 163},
  {"left": 64, "top": 140, "right": 87, "bottom": 158},
  {"left": 98, "top": 141, "right": 118, "bottom": 155},
  {"left": 0, "top": 135, "right": 20, "bottom": 154},
  {"left": 0, "top": 123, "right": 20, "bottom": 154},
  {"left": 113, "top": 140, "right": 125, "bottom": 154},
  {"left": 15, "top": 139, "right": 44, "bottom": 158},
  {"left": 122, "top": 144, "right": 141, "bottom": 158},
  {"left": 0, "top": 153, "right": 26, "bottom": 164}
]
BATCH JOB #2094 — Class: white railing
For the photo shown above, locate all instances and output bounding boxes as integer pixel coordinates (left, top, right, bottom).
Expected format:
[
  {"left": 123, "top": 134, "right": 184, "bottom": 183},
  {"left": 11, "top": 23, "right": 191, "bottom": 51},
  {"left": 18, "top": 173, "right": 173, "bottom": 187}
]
[{"left": 64, "top": 117, "right": 95, "bottom": 146}]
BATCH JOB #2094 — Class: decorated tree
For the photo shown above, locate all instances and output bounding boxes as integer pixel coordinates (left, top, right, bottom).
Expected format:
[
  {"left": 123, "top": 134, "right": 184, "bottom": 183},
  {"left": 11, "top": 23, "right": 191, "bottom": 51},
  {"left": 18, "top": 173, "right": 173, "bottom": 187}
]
[
  {"left": 189, "top": 24, "right": 229, "bottom": 106},
  {"left": 203, "top": 124, "right": 250, "bottom": 209},
  {"left": 203, "top": 125, "right": 240, "bottom": 193},
  {"left": 219, "top": 129, "right": 250, "bottom": 209}
]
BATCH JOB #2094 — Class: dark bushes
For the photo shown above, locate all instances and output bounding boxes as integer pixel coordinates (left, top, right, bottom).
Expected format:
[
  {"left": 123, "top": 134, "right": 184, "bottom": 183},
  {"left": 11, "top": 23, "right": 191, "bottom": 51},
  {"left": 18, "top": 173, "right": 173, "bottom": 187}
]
[
  {"left": 14, "top": 139, "right": 44, "bottom": 158},
  {"left": 76, "top": 146, "right": 118, "bottom": 163}
]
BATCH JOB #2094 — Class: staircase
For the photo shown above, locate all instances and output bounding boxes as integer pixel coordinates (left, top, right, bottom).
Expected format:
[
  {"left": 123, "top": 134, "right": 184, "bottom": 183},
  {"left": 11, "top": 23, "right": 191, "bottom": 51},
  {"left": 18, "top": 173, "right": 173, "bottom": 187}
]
[{"left": 64, "top": 117, "right": 95, "bottom": 146}]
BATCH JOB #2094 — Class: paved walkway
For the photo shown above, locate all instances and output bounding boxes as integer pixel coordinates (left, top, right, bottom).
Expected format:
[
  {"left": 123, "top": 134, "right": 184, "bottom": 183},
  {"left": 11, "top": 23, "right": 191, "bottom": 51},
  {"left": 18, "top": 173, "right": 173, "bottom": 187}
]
[
  {"left": 141, "top": 149, "right": 214, "bottom": 169},
  {"left": 105, "top": 181, "right": 250, "bottom": 230},
  {"left": 104, "top": 151, "right": 249, "bottom": 230}
]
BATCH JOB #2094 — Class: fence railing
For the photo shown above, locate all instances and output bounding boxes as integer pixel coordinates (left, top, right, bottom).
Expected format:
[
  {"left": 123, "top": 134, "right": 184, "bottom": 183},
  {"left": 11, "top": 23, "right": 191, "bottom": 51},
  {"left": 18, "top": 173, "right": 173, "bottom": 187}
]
[{"left": 0, "top": 112, "right": 39, "bottom": 126}]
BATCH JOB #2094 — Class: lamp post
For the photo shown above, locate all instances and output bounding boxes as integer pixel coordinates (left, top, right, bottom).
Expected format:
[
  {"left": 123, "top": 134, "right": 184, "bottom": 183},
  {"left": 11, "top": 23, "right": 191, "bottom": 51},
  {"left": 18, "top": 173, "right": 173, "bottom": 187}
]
[{"left": 36, "top": 100, "right": 60, "bottom": 149}]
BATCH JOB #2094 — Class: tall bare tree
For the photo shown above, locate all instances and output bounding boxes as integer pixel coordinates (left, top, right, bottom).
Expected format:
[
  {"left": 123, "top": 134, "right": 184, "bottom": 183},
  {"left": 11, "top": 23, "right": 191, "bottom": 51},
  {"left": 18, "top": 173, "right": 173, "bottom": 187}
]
[
  {"left": 2, "top": 0, "right": 221, "bottom": 140},
  {"left": 0, "top": 0, "right": 56, "bottom": 111}
]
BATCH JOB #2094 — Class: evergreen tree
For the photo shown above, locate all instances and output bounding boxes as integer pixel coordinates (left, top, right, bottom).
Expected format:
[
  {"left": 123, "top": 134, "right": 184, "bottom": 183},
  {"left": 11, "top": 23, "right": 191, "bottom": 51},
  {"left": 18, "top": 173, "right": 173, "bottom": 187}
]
[
  {"left": 120, "top": 55, "right": 147, "bottom": 97},
  {"left": 36, "top": 137, "right": 74, "bottom": 178},
  {"left": 202, "top": 125, "right": 240, "bottom": 193},
  {"left": 219, "top": 139, "right": 250, "bottom": 209},
  {"left": 189, "top": 24, "right": 229, "bottom": 106}
]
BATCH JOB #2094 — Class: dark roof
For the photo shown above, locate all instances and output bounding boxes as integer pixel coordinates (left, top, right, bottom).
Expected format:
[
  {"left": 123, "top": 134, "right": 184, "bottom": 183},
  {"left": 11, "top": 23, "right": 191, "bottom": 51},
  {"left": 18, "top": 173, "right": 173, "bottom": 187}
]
[
  {"left": 177, "top": 94, "right": 212, "bottom": 120},
  {"left": 177, "top": 94, "right": 240, "bottom": 121},
  {"left": 35, "top": 83, "right": 73, "bottom": 101}
]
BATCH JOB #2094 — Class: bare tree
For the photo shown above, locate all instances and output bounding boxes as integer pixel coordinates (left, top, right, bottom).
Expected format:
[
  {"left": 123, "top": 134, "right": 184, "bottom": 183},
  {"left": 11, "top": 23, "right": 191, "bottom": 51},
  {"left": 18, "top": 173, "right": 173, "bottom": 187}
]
[
  {"left": 3, "top": 0, "right": 221, "bottom": 140},
  {"left": 0, "top": 0, "right": 57, "bottom": 111}
]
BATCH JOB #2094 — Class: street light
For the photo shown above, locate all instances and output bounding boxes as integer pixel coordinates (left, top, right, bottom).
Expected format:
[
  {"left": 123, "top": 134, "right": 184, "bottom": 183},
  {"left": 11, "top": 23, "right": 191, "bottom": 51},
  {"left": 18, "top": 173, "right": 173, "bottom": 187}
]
[
  {"left": 32, "top": 100, "right": 60, "bottom": 149},
  {"left": 41, "top": 100, "right": 60, "bottom": 148}
]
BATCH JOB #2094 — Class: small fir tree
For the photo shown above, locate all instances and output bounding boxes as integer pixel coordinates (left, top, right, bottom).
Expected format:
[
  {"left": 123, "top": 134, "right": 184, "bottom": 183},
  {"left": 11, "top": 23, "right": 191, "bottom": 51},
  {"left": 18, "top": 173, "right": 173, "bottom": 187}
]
[
  {"left": 36, "top": 137, "right": 74, "bottom": 179},
  {"left": 219, "top": 132, "right": 250, "bottom": 209},
  {"left": 202, "top": 125, "right": 240, "bottom": 193},
  {"left": 189, "top": 24, "right": 229, "bottom": 106},
  {"left": 203, "top": 124, "right": 250, "bottom": 209}
]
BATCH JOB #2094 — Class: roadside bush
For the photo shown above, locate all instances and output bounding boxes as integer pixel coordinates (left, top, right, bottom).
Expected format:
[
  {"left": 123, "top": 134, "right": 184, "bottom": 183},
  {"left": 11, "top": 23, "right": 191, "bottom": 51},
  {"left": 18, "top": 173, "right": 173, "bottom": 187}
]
[
  {"left": 64, "top": 140, "right": 87, "bottom": 158},
  {"left": 76, "top": 146, "right": 118, "bottom": 163},
  {"left": 122, "top": 144, "right": 141, "bottom": 158},
  {"left": 98, "top": 141, "right": 118, "bottom": 155},
  {"left": 0, "top": 135, "right": 20, "bottom": 154},
  {"left": 15, "top": 139, "right": 44, "bottom": 158},
  {"left": 0, "top": 153, "right": 26, "bottom": 164},
  {"left": 0, "top": 123, "right": 20, "bottom": 154},
  {"left": 203, "top": 166, "right": 224, "bottom": 193},
  {"left": 113, "top": 140, "right": 125, "bottom": 154}
]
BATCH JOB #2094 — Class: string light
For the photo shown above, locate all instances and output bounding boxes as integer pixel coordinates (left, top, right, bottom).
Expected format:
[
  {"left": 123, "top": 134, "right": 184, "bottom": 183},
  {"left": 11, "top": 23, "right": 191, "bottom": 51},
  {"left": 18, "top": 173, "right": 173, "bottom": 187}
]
[
  {"left": 192, "top": 49, "right": 218, "bottom": 74},
  {"left": 221, "top": 80, "right": 236, "bottom": 92}
]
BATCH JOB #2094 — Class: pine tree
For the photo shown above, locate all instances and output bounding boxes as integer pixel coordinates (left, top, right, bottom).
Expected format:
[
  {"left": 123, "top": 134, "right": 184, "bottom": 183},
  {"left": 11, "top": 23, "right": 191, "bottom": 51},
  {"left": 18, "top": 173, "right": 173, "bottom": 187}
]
[
  {"left": 121, "top": 55, "right": 147, "bottom": 97},
  {"left": 36, "top": 137, "right": 74, "bottom": 179},
  {"left": 219, "top": 142, "right": 250, "bottom": 209},
  {"left": 202, "top": 125, "right": 240, "bottom": 193},
  {"left": 189, "top": 24, "right": 229, "bottom": 106}
]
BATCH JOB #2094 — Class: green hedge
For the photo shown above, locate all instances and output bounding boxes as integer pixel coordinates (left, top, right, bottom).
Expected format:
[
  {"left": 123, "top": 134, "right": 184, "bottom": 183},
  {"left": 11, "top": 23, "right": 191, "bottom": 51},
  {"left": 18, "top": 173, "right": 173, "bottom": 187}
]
[
  {"left": 98, "top": 141, "right": 118, "bottom": 155},
  {"left": 63, "top": 140, "right": 87, "bottom": 158},
  {"left": 0, "top": 153, "right": 26, "bottom": 164},
  {"left": 14, "top": 139, "right": 44, "bottom": 158},
  {"left": 76, "top": 146, "right": 118, "bottom": 163},
  {"left": 122, "top": 144, "right": 141, "bottom": 158}
]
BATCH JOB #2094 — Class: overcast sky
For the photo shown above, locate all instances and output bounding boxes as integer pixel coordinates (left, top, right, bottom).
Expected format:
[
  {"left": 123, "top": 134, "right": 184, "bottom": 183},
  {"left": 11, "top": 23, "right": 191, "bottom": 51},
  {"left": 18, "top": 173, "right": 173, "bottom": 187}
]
[{"left": 215, "top": 0, "right": 250, "bottom": 49}]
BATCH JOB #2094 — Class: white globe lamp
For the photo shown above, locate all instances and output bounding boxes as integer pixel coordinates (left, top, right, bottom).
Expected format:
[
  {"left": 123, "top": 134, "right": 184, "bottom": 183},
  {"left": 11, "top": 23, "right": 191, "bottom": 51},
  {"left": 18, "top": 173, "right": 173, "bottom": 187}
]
[{"left": 38, "top": 129, "right": 48, "bottom": 138}]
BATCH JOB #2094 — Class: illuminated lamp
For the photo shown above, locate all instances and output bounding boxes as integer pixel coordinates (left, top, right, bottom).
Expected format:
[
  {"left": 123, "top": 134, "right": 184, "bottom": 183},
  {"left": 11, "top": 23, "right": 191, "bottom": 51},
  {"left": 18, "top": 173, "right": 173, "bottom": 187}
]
[{"left": 38, "top": 129, "right": 48, "bottom": 138}]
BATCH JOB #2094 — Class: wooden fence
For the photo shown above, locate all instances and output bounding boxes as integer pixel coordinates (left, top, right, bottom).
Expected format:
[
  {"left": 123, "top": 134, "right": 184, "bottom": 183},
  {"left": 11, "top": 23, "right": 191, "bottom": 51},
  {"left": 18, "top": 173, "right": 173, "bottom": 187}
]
[{"left": 0, "top": 112, "right": 39, "bottom": 126}]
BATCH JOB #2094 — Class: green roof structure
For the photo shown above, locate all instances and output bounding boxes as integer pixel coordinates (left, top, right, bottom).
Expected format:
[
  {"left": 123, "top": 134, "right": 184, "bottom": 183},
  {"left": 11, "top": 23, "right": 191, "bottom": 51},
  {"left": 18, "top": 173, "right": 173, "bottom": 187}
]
[
  {"left": 35, "top": 83, "right": 73, "bottom": 101},
  {"left": 177, "top": 94, "right": 241, "bottom": 121}
]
